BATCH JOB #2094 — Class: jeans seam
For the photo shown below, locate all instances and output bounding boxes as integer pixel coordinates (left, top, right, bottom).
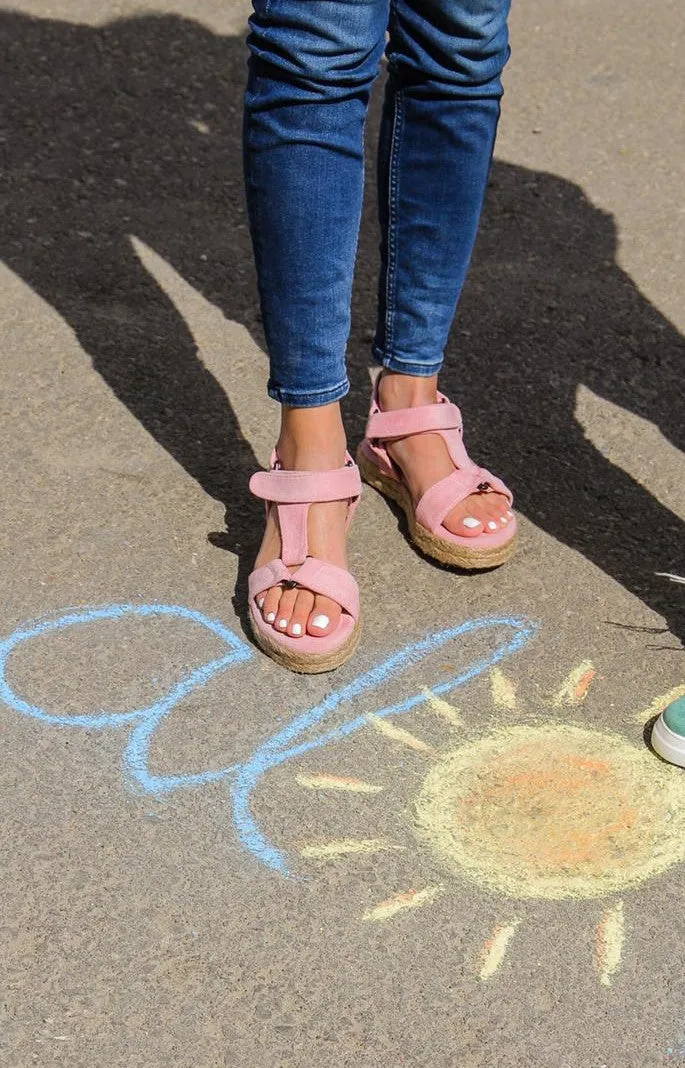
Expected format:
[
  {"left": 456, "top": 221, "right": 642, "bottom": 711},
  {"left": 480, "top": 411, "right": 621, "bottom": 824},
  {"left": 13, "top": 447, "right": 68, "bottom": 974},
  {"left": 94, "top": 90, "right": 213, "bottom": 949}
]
[{"left": 384, "top": 68, "right": 403, "bottom": 358}]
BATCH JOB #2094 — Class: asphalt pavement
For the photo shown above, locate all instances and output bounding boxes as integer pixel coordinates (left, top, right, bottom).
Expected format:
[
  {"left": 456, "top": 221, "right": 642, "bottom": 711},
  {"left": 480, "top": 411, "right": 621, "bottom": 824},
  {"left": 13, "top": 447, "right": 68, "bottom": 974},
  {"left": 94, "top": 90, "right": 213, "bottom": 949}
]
[{"left": 1, "top": 0, "right": 684, "bottom": 1064}]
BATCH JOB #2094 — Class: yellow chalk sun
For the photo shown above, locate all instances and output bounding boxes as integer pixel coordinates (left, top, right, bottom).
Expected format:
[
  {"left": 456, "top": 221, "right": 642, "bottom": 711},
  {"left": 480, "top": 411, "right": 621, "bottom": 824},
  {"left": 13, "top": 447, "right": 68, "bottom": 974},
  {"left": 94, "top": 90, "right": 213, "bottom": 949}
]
[
  {"left": 414, "top": 723, "right": 685, "bottom": 901},
  {"left": 295, "top": 664, "right": 685, "bottom": 986}
]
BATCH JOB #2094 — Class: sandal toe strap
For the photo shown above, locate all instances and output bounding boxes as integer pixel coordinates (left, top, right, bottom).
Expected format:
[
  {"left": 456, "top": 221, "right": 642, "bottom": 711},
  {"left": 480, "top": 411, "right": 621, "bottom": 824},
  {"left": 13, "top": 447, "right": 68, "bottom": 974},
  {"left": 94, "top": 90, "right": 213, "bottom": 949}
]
[
  {"left": 415, "top": 467, "right": 513, "bottom": 533},
  {"left": 249, "top": 558, "right": 359, "bottom": 620},
  {"left": 248, "top": 560, "right": 292, "bottom": 602}
]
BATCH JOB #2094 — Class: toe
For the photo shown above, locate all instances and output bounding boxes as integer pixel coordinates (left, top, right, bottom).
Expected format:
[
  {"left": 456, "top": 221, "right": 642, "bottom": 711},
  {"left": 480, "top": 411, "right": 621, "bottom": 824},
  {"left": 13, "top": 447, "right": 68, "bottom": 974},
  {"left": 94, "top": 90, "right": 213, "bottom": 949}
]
[
  {"left": 488, "top": 493, "right": 512, "bottom": 529},
  {"left": 442, "top": 490, "right": 514, "bottom": 538},
  {"left": 261, "top": 586, "right": 281, "bottom": 625},
  {"left": 287, "top": 589, "right": 315, "bottom": 637},
  {"left": 469, "top": 491, "right": 510, "bottom": 535},
  {"left": 274, "top": 587, "right": 297, "bottom": 632},
  {"left": 307, "top": 595, "right": 342, "bottom": 637},
  {"left": 478, "top": 493, "right": 500, "bottom": 525},
  {"left": 461, "top": 515, "right": 485, "bottom": 537},
  {"left": 443, "top": 500, "right": 485, "bottom": 538}
]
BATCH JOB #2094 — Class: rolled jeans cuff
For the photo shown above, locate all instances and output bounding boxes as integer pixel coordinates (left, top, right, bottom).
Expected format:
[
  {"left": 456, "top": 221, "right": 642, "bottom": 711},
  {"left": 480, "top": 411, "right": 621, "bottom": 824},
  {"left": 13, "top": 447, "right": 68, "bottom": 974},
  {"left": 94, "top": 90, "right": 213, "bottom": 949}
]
[
  {"left": 267, "top": 375, "right": 350, "bottom": 408},
  {"left": 372, "top": 344, "right": 444, "bottom": 379}
]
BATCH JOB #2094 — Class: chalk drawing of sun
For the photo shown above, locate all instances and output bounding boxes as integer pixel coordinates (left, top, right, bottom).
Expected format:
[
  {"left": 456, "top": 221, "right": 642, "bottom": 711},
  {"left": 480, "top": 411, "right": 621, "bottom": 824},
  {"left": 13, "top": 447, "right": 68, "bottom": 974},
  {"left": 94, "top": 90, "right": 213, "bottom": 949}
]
[{"left": 294, "top": 665, "right": 685, "bottom": 986}]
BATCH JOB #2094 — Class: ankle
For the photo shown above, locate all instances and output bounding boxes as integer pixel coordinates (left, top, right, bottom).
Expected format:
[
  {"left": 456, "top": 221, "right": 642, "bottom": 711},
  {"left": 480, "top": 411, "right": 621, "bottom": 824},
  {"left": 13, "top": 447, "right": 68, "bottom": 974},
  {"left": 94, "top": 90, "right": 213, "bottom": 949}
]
[
  {"left": 277, "top": 403, "right": 347, "bottom": 471},
  {"left": 377, "top": 370, "right": 438, "bottom": 410}
]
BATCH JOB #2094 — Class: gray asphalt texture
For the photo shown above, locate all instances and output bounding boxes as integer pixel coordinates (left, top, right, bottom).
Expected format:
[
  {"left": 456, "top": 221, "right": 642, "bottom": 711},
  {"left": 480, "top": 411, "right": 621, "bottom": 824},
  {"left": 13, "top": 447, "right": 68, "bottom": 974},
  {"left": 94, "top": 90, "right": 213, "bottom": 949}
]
[{"left": 1, "top": 0, "right": 684, "bottom": 1065}]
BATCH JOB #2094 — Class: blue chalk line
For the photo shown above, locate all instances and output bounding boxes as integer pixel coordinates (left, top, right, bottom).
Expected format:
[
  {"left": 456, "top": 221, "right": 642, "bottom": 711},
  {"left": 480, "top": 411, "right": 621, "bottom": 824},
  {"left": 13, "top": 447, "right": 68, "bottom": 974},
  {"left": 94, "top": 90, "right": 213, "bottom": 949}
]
[{"left": 0, "top": 603, "right": 538, "bottom": 876}]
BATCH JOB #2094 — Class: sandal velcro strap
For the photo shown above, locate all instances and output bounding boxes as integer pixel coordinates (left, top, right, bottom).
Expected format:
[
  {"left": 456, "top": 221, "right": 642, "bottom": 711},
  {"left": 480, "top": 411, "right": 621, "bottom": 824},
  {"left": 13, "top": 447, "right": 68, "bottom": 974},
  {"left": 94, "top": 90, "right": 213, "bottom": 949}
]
[
  {"left": 247, "top": 557, "right": 360, "bottom": 620},
  {"left": 288, "top": 557, "right": 360, "bottom": 619},
  {"left": 248, "top": 559, "right": 293, "bottom": 602},
  {"left": 249, "top": 463, "right": 361, "bottom": 505},
  {"left": 366, "top": 401, "right": 462, "bottom": 443}
]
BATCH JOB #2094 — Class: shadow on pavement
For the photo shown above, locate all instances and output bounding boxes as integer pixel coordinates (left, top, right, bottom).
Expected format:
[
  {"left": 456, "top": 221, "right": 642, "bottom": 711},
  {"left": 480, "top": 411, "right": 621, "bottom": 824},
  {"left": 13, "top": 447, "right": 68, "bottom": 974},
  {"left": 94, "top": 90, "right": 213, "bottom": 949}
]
[{"left": 2, "top": 10, "right": 683, "bottom": 641}]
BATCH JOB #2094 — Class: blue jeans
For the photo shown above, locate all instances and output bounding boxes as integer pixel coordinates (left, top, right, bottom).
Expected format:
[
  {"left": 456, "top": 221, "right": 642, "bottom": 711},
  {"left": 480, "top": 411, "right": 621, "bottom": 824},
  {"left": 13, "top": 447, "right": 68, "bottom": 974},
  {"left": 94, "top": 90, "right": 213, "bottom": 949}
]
[{"left": 243, "top": 0, "right": 511, "bottom": 407}]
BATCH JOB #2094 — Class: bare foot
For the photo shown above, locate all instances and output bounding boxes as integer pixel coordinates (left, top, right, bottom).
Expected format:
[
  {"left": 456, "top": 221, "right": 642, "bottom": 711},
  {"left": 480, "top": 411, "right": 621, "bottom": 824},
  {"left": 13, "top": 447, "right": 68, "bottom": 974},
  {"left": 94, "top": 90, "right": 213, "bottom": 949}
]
[
  {"left": 253, "top": 404, "right": 350, "bottom": 638},
  {"left": 377, "top": 371, "right": 511, "bottom": 538}
]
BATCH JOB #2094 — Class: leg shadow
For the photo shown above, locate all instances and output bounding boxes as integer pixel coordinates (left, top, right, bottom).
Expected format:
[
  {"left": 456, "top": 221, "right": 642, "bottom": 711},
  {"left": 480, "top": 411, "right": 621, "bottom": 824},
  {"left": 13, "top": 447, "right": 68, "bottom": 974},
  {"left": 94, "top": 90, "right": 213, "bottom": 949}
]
[
  {"left": 2, "top": 10, "right": 266, "bottom": 620},
  {"left": 3, "top": 11, "right": 683, "bottom": 641}
]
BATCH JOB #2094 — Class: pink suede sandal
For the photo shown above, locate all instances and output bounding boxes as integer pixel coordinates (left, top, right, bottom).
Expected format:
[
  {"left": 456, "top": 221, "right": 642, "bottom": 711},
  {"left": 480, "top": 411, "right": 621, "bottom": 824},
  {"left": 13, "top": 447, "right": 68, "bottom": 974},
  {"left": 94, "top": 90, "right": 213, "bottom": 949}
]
[
  {"left": 248, "top": 452, "right": 362, "bottom": 673},
  {"left": 356, "top": 378, "right": 517, "bottom": 570}
]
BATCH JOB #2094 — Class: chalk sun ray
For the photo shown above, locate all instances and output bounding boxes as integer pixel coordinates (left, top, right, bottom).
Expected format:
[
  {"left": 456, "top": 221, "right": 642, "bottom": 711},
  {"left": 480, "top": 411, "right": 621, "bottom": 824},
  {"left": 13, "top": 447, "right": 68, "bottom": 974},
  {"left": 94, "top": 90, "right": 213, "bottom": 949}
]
[
  {"left": 490, "top": 668, "right": 518, "bottom": 711},
  {"left": 421, "top": 687, "right": 464, "bottom": 729},
  {"left": 552, "top": 661, "right": 597, "bottom": 707},
  {"left": 295, "top": 773, "right": 384, "bottom": 793},
  {"left": 362, "top": 885, "right": 444, "bottom": 922},
  {"left": 300, "top": 838, "right": 402, "bottom": 860},
  {"left": 635, "top": 685, "right": 685, "bottom": 724},
  {"left": 596, "top": 900, "right": 625, "bottom": 987},
  {"left": 366, "top": 714, "right": 441, "bottom": 760},
  {"left": 479, "top": 919, "right": 521, "bottom": 980}
]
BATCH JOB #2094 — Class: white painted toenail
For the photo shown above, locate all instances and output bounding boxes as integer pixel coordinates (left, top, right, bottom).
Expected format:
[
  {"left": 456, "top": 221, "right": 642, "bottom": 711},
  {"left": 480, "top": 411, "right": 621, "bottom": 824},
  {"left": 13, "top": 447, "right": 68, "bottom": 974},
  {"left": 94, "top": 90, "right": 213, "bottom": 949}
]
[
  {"left": 266, "top": 613, "right": 276, "bottom": 623},
  {"left": 257, "top": 597, "right": 265, "bottom": 609},
  {"left": 501, "top": 516, "right": 508, "bottom": 524},
  {"left": 278, "top": 619, "right": 288, "bottom": 630},
  {"left": 291, "top": 623, "right": 302, "bottom": 636},
  {"left": 507, "top": 510, "right": 514, "bottom": 518},
  {"left": 311, "top": 614, "right": 330, "bottom": 630},
  {"left": 487, "top": 521, "right": 498, "bottom": 531},
  {"left": 463, "top": 517, "right": 481, "bottom": 529}
]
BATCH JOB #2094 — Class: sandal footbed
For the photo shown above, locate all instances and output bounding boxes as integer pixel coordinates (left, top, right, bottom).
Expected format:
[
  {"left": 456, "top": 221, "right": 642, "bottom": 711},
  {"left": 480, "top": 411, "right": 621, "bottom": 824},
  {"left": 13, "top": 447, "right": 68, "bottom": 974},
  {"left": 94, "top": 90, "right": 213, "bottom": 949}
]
[{"left": 248, "top": 607, "right": 361, "bottom": 674}]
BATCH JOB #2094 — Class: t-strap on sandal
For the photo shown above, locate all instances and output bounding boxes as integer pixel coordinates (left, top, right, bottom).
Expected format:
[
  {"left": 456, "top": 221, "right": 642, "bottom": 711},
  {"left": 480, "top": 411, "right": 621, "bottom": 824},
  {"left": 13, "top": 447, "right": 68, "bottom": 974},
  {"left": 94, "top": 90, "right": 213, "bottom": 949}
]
[
  {"left": 357, "top": 378, "right": 517, "bottom": 570},
  {"left": 248, "top": 452, "right": 362, "bottom": 673}
]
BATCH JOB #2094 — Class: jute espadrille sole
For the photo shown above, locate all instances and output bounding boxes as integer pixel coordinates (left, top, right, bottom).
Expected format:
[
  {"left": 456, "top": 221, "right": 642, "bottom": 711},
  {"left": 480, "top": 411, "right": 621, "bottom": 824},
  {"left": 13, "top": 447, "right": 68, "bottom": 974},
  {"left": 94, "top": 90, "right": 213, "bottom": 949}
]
[
  {"left": 249, "top": 613, "right": 362, "bottom": 675},
  {"left": 357, "top": 447, "right": 517, "bottom": 570}
]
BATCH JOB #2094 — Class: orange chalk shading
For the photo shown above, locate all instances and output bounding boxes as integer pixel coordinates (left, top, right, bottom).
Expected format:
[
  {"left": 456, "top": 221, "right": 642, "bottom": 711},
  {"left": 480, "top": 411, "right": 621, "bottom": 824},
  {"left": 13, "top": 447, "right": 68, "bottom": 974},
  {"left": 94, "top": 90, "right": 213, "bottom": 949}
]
[
  {"left": 479, "top": 920, "right": 521, "bottom": 980},
  {"left": 295, "top": 773, "right": 383, "bottom": 794},
  {"left": 362, "top": 885, "right": 443, "bottom": 922},
  {"left": 366, "top": 714, "right": 441, "bottom": 760},
  {"left": 574, "top": 669, "right": 597, "bottom": 702},
  {"left": 596, "top": 901, "right": 625, "bottom": 986},
  {"left": 552, "top": 661, "right": 597, "bottom": 707}
]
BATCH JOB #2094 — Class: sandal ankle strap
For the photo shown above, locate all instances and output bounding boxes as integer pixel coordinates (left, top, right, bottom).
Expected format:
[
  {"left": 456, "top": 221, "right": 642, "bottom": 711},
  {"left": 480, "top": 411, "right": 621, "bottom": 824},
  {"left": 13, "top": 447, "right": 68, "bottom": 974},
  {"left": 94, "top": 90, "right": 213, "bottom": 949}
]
[
  {"left": 249, "top": 457, "right": 361, "bottom": 505},
  {"left": 365, "top": 398, "right": 462, "bottom": 443}
]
